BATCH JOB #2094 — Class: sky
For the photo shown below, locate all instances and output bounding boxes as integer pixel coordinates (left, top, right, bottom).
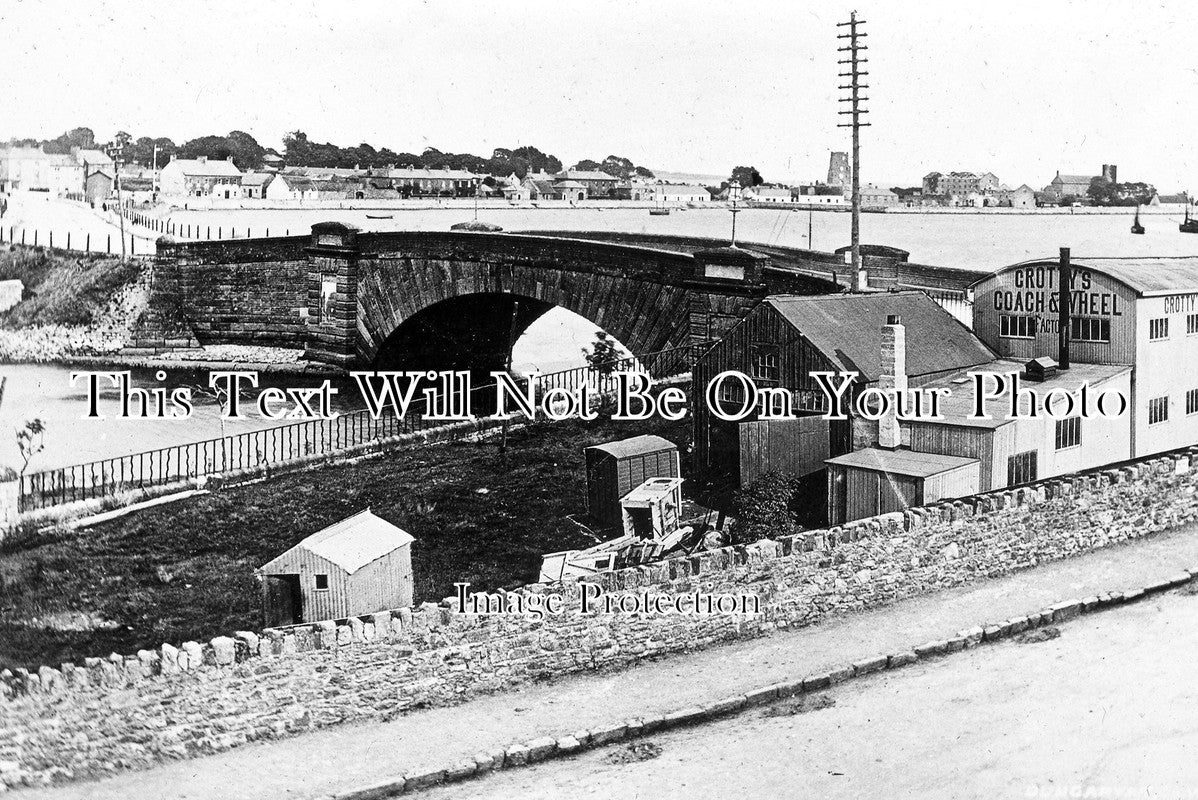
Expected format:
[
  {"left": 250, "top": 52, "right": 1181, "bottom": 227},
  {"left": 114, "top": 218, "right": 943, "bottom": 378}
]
[{"left": 1, "top": 0, "right": 1195, "bottom": 190}]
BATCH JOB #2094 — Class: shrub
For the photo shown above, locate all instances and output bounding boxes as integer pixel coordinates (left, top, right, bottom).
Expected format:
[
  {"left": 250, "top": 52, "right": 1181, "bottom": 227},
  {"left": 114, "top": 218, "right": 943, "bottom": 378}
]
[{"left": 729, "top": 471, "right": 803, "bottom": 544}]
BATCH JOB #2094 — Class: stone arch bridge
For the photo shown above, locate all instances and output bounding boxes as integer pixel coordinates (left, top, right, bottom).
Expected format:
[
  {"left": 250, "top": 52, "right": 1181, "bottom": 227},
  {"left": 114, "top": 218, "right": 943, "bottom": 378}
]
[{"left": 138, "top": 223, "right": 974, "bottom": 375}]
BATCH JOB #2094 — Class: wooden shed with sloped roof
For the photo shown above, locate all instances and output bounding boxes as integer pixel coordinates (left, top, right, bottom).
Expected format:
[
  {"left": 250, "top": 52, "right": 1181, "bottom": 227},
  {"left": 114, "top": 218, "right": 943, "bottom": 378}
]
[
  {"left": 585, "top": 434, "right": 680, "bottom": 528},
  {"left": 257, "top": 509, "right": 414, "bottom": 626}
]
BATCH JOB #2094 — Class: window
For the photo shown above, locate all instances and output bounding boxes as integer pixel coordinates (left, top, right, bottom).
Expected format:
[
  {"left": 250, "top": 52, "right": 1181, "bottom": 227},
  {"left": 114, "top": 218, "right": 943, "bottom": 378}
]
[
  {"left": 1188, "top": 389, "right": 1198, "bottom": 416},
  {"left": 1055, "top": 417, "right": 1082, "bottom": 450},
  {"left": 750, "top": 344, "right": 780, "bottom": 381},
  {"left": 1189, "top": 314, "right": 1198, "bottom": 335},
  {"left": 1007, "top": 450, "right": 1038, "bottom": 485},
  {"left": 999, "top": 315, "right": 1036, "bottom": 339},
  {"left": 1149, "top": 318, "right": 1169, "bottom": 341},
  {"left": 319, "top": 275, "right": 337, "bottom": 324},
  {"left": 1070, "top": 316, "right": 1110, "bottom": 343},
  {"left": 1149, "top": 396, "right": 1169, "bottom": 425},
  {"left": 314, "top": 574, "right": 329, "bottom": 590}
]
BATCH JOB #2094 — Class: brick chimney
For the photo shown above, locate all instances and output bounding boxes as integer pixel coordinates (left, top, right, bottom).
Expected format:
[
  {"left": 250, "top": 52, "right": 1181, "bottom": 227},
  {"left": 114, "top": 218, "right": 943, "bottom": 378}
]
[{"left": 878, "top": 314, "right": 906, "bottom": 450}]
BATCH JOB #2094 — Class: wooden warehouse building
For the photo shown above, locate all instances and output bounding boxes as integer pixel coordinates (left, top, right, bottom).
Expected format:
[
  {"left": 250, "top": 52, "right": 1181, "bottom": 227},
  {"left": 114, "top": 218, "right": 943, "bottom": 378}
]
[
  {"left": 257, "top": 509, "right": 414, "bottom": 626},
  {"left": 692, "top": 291, "right": 995, "bottom": 487}
]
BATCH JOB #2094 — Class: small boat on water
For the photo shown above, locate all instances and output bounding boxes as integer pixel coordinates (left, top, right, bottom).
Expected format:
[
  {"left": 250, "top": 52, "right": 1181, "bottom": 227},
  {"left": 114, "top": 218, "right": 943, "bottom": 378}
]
[
  {"left": 365, "top": 213, "right": 393, "bottom": 219},
  {"left": 649, "top": 208, "right": 670, "bottom": 216},
  {"left": 1182, "top": 196, "right": 1198, "bottom": 234},
  {"left": 1131, "top": 205, "right": 1145, "bottom": 235}
]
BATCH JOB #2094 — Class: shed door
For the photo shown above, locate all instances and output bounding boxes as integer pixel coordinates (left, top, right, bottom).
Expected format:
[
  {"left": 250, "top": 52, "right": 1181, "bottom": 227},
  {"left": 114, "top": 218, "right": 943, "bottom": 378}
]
[
  {"left": 264, "top": 574, "right": 303, "bottom": 627},
  {"left": 739, "top": 417, "right": 831, "bottom": 487}
]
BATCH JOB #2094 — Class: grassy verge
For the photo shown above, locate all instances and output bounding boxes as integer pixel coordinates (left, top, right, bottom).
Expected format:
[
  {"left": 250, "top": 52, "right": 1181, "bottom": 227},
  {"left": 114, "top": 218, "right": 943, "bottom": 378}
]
[
  {"left": 0, "top": 245, "right": 141, "bottom": 329},
  {"left": 0, "top": 414, "right": 691, "bottom": 670}
]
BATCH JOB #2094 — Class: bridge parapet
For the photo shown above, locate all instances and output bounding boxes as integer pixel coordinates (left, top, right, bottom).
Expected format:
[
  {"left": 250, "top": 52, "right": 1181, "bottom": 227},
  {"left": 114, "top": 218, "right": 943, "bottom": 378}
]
[{"left": 142, "top": 226, "right": 839, "bottom": 369}]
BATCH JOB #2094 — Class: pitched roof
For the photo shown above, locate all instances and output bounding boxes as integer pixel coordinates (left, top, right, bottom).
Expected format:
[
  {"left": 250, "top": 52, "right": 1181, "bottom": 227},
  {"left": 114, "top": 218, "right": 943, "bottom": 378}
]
[
  {"left": 75, "top": 149, "right": 113, "bottom": 166},
  {"left": 826, "top": 447, "right": 978, "bottom": 478},
  {"left": 553, "top": 180, "right": 586, "bottom": 189},
  {"left": 167, "top": 158, "right": 244, "bottom": 177},
  {"left": 763, "top": 291, "right": 995, "bottom": 381},
  {"left": 971, "top": 256, "right": 1198, "bottom": 297},
  {"left": 269, "top": 509, "right": 413, "bottom": 574},
  {"left": 240, "top": 172, "right": 273, "bottom": 186},
  {"left": 587, "top": 434, "right": 677, "bottom": 460},
  {"left": 560, "top": 169, "right": 618, "bottom": 182},
  {"left": 1054, "top": 173, "right": 1095, "bottom": 187},
  {"left": 385, "top": 166, "right": 479, "bottom": 180}
]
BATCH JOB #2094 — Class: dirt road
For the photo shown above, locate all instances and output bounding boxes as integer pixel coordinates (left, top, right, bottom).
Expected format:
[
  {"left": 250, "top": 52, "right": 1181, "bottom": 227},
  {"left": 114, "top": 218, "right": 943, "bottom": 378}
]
[{"left": 423, "top": 586, "right": 1198, "bottom": 800}]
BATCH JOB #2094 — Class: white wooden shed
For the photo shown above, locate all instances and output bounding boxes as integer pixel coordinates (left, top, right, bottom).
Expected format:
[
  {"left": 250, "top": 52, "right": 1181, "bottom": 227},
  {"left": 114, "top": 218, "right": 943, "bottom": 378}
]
[{"left": 257, "top": 509, "right": 414, "bottom": 626}]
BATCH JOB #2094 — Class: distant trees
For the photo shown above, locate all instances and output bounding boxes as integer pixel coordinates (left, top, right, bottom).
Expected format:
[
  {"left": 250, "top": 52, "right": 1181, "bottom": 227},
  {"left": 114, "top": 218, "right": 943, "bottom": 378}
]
[
  {"left": 730, "top": 166, "right": 764, "bottom": 188},
  {"left": 1087, "top": 177, "right": 1156, "bottom": 206},
  {"left": 568, "top": 155, "right": 654, "bottom": 180},
  {"left": 130, "top": 136, "right": 178, "bottom": 167},
  {"left": 42, "top": 127, "right": 96, "bottom": 154}
]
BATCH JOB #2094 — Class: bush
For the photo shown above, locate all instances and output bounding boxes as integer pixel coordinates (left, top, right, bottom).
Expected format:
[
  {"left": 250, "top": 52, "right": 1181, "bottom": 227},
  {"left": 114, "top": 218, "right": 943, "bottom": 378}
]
[{"left": 729, "top": 471, "right": 803, "bottom": 544}]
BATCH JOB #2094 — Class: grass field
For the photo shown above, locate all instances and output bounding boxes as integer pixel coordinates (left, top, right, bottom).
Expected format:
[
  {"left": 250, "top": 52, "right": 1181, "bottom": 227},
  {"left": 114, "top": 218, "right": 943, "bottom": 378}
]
[{"left": 0, "top": 414, "right": 691, "bottom": 670}]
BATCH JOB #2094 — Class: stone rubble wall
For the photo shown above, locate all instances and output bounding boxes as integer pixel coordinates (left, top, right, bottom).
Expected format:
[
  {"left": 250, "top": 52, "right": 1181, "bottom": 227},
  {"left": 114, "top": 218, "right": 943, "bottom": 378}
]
[{"left": 3, "top": 450, "right": 1198, "bottom": 789}]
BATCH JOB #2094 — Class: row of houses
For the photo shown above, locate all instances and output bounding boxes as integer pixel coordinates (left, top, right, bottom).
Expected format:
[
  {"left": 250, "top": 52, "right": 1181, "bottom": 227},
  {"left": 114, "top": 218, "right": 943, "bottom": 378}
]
[
  {"left": 154, "top": 157, "right": 718, "bottom": 204},
  {"left": 691, "top": 252, "right": 1198, "bottom": 524},
  {"left": 0, "top": 145, "right": 117, "bottom": 202}
]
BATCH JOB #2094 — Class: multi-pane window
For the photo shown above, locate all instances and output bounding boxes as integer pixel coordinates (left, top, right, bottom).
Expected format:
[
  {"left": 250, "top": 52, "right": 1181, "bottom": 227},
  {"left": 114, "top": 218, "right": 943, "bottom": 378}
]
[
  {"left": 1188, "top": 314, "right": 1198, "bottom": 335},
  {"left": 1007, "top": 450, "right": 1038, "bottom": 486},
  {"left": 1149, "top": 318, "right": 1169, "bottom": 341},
  {"left": 1070, "top": 316, "right": 1110, "bottom": 343},
  {"left": 999, "top": 315, "right": 1036, "bottom": 339},
  {"left": 750, "top": 345, "right": 780, "bottom": 381},
  {"left": 1149, "top": 396, "right": 1169, "bottom": 425},
  {"left": 1054, "top": 417, "right": 1081, "bottom": 450},
  {"left": 1188, "top": 389, "right": 1198, "bottom": 416}
]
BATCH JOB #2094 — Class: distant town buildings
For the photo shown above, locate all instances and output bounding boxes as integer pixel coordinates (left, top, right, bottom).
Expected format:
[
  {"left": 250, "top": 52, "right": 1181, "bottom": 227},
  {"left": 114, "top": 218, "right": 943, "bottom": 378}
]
[
  {"left": 1044, "top": 170, "right": 1097, "bottom": 204},
  {"left": 556, "top": 169, "right": 619, "bottom": 198},
  {"left": 0, "top": 144, "right": 114, "bottom": 197}
]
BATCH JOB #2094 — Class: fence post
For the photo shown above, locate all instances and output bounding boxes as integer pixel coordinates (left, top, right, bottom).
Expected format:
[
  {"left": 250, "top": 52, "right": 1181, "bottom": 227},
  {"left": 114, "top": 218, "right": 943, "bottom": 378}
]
[
  {"left": 86, "top": 233, "right": 90, "bottom": 252},
  {"left": 107, "top": 233, "right": 111, "bottom": 253},
  {"left": 0, "top": 477, "right": 18, "bottom": 538},
  {"left": 67, "top": 232, "right": 71, "bottom": 250}
]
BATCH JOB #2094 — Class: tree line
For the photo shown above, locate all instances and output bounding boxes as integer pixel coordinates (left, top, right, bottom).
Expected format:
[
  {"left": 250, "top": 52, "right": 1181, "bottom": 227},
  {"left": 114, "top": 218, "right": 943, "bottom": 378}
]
[{"left": 7, "top": 127, "right": 662, "bottom": 181}]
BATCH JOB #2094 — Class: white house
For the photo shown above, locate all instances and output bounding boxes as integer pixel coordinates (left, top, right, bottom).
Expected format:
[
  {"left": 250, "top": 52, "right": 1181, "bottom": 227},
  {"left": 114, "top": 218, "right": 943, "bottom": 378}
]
[
  {"left": 158, "top": 156, "right": 245, "bottom": 199},
  {"left": 264, "top": 172, "right": 317, "bottom": 202},
  {"left": 657, "top": 184, "right": 711, "bottom": 203},
  {"left": 748, "top": 187, "right": 793, "bottom": 204}
]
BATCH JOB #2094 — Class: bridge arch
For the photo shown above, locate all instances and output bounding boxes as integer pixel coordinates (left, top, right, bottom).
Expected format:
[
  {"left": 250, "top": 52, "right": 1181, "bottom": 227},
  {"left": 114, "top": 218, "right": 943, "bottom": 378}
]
[{"left": 356, "top": 237, "right": 698, "bottom": 374}]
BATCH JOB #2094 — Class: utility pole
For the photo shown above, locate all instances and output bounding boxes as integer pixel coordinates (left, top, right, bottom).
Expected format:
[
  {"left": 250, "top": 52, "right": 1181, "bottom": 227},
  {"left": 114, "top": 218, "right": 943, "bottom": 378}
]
[
  {"left": 837, "top": 11, "right": 870, "bottom": 291},
  {"left": 106, "top": 140, "right": 128, "bottom": 260}
]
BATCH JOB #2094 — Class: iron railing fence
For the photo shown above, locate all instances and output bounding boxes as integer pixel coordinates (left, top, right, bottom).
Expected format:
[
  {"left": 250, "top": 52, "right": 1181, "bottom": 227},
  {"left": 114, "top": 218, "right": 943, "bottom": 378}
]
[{"left": 17, "top": 343, "right": 706, "bottom": 512}]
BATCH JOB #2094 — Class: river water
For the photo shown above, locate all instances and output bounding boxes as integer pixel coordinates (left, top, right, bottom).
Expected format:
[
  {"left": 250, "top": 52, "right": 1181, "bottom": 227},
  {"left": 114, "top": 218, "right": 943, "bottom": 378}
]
[{"left": 3, "top": 206, "right": 1196, "bottom": 472}]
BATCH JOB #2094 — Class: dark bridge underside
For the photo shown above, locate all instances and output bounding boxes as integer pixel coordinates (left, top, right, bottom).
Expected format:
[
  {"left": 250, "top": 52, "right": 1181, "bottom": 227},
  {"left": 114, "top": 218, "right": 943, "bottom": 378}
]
[{"left": 372, "top": 293, "right": 553, "bottom": 379}]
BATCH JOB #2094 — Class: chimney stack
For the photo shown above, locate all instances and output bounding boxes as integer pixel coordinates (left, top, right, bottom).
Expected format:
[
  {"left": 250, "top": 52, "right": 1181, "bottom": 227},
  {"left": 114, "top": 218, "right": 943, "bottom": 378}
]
[
  {"left": 878, "top": 314, "right": 906, "bottom": 450},
  {"left": 1058, "top": 247, "right": 1071, "bottom": 370}
]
